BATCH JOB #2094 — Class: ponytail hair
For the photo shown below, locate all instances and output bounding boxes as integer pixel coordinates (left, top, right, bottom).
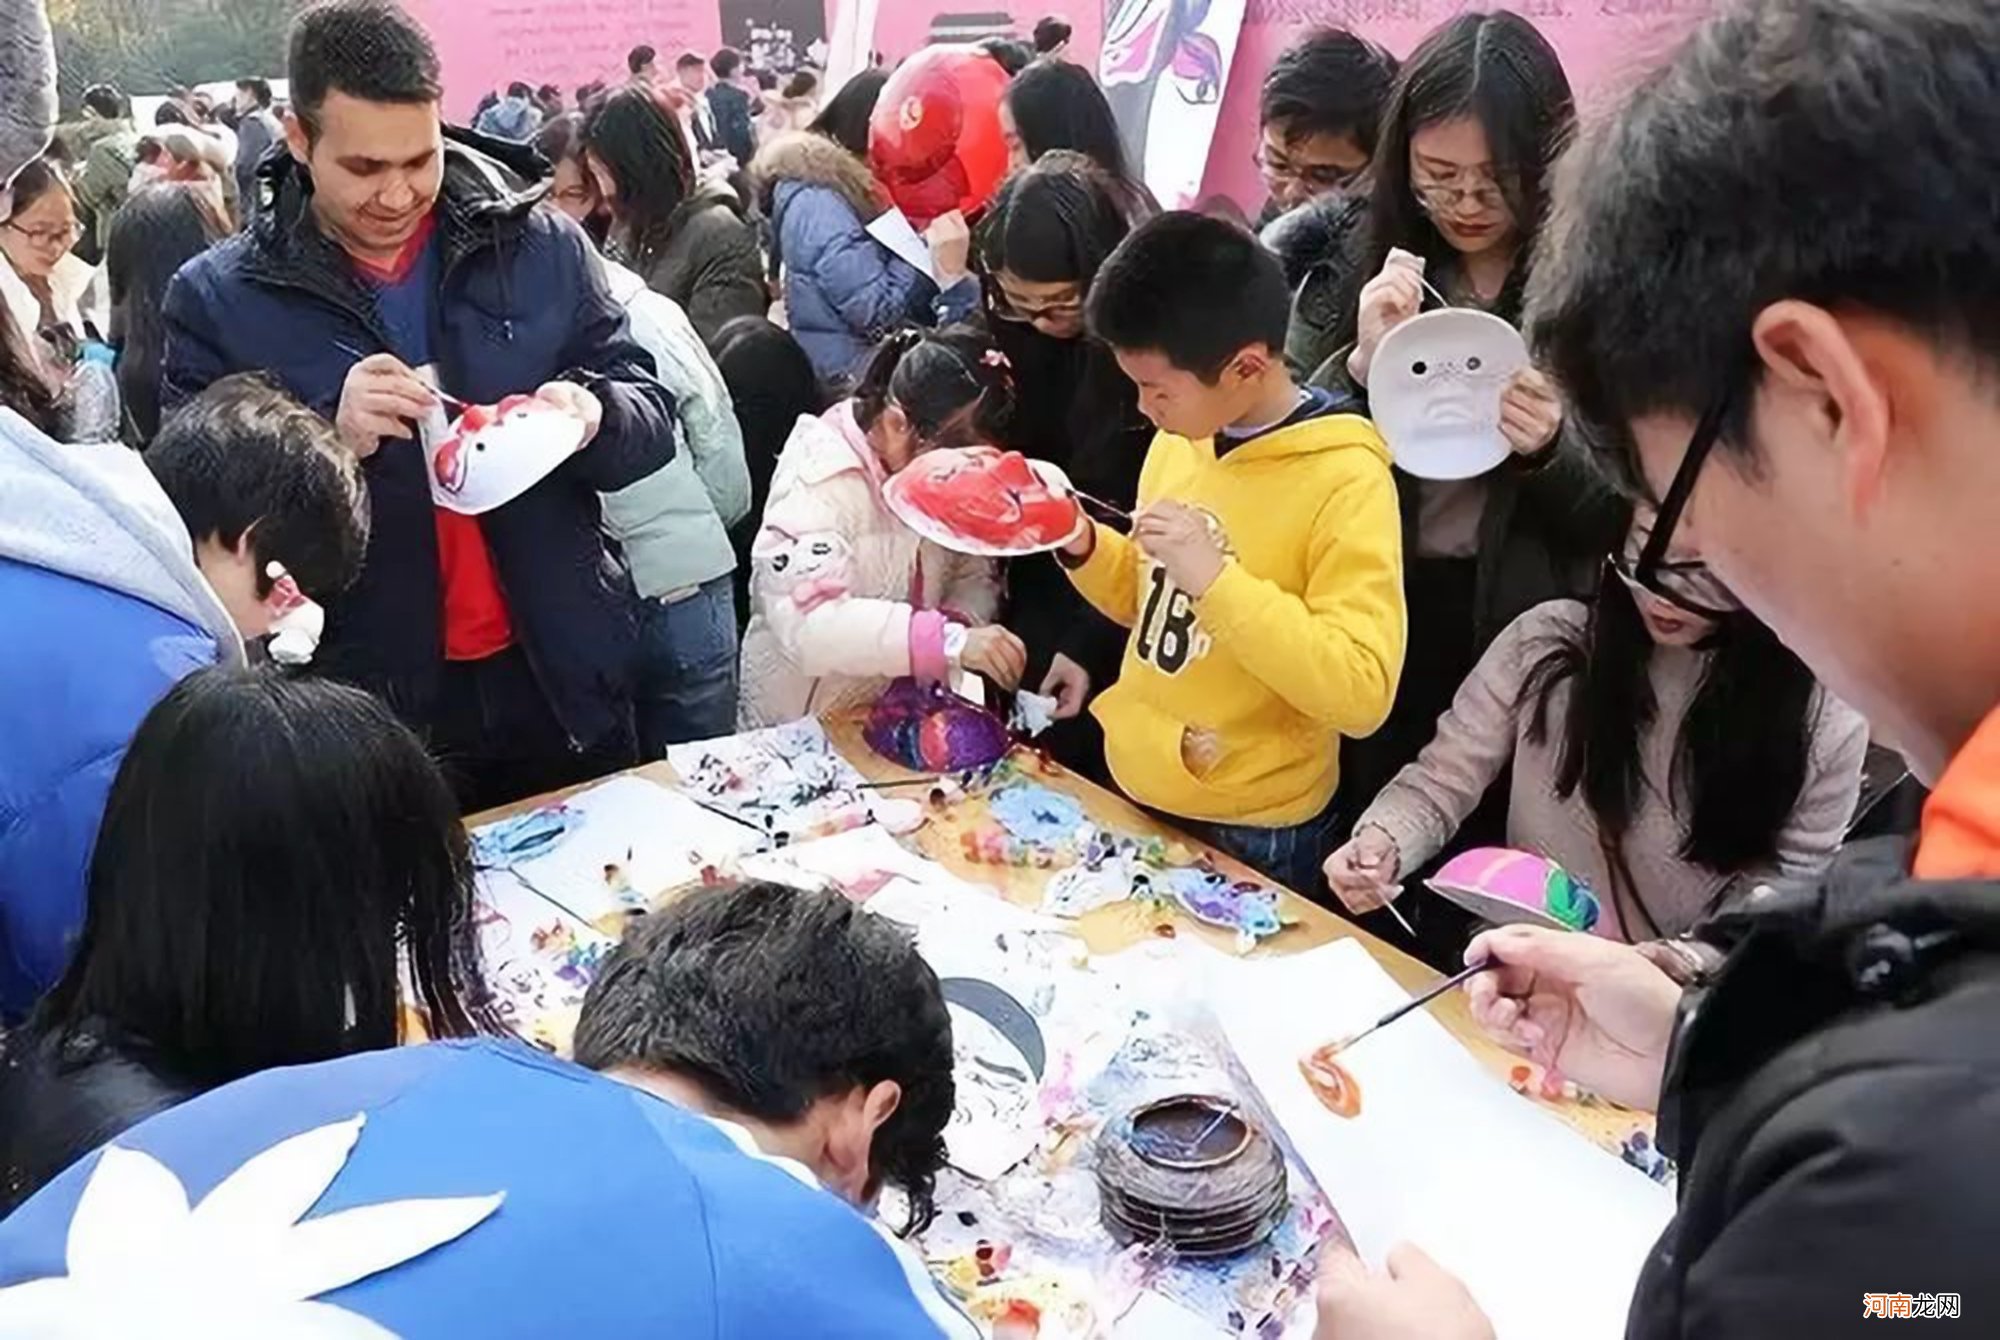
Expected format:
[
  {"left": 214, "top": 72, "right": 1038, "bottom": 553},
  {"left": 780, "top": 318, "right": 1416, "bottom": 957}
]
[{"left": 851, "top": 324, "right": 1015, "bottom": 445}]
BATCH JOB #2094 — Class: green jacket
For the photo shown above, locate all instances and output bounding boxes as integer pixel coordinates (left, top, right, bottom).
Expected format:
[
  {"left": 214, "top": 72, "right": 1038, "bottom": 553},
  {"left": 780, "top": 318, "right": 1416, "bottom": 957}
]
[{"left": 76, "top": 126, "right": 139, "bottom": 251}]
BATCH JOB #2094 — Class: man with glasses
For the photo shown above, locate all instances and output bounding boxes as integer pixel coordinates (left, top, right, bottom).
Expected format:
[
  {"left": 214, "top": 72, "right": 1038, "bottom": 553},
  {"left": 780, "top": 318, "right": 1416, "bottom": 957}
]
[
  {"left": 1310, "top": 2, "right": 2000, "bottom": 1337},
  {"left": 1253, "top": 29, "right": 1398, "bottom": 373}
]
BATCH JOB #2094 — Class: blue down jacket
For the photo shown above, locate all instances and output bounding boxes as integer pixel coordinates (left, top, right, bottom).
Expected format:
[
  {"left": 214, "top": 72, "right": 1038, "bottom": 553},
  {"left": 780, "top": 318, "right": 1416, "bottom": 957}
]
[{"left": 754, "top": 131, "right": 977, "bottom": 384}]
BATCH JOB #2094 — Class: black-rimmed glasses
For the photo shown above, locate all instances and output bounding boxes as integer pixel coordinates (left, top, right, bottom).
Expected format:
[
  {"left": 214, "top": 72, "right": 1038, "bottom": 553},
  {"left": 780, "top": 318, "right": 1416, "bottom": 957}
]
[{"left": 1630, "top": 379, "right": 1740, "bottom": 612}]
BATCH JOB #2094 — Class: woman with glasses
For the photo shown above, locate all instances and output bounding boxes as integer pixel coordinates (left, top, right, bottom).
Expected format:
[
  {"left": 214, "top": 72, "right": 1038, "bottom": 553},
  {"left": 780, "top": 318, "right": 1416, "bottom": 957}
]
[
  {"left": 1312, "top": 13, "right": 1620, "bottom": 904},
  {"left": 976, "top": 153, "right": 1152, "bottom": 777},
  {"left": 0, "top": 159, "right": 98, "bottom": 378},
  {"left": 999, "top": 60, "right": 1159, "bottom": 225},
  {"left": 1323, "top": 503, "right": 1868, "bottom": 942}
]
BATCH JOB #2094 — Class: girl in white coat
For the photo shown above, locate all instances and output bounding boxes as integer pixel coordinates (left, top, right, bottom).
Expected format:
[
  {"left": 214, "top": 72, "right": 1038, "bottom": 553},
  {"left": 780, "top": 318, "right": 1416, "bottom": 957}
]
[{"left": 739, "top": 326, "right": 1029, "bottom": 727}]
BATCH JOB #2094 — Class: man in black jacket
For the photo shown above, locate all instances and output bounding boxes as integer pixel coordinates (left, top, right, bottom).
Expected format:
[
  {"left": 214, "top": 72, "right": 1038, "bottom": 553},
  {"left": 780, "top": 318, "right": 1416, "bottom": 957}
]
[
  {"left": 1313, "top": 1, "right": 2000, "bottom": 1337},
  {"left": 706, "top": 47, "right": 757, "bottom": 167},
  {"left": 163, "top": 0, "right": 678, "bottom": 811}
]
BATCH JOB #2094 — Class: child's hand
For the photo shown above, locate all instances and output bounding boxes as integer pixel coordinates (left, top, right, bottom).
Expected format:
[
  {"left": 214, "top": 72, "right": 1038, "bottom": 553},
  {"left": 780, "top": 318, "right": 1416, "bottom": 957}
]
[
  {"left": 1040, "top": 652, "right": 1091, "bottom": 719},
  {"left": 1349, "top": 248, "right": 1427, "bottom": 386},
  {"left": 1135, "top": 501, "right": 1226, "bottom": 596},
  {"left": 1323, "top": 826, "right": 1402, "bottom": 914},
  {"left": 960, "top": 625, "right": 1027, "bottom": 689},
  {"left": 1498, "top": 366, "right": 1563, "bottom": 456}
]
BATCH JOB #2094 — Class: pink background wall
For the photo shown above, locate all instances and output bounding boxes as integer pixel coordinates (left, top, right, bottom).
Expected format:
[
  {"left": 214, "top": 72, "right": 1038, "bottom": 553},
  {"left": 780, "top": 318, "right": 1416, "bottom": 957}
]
[
  {"left": 1199, "top": 0, "right": 1717, "bottom": 209},
  {"left": 411, "top": 0, "right": 723, "bottom": 119},
  {"left": 412, "top": 0, "right": 1712, "bottom": 205}
]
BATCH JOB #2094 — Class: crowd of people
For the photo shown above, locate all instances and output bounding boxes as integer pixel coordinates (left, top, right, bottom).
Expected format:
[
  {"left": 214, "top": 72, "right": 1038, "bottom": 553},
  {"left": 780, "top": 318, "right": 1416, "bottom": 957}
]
[{"left": 0, "top": 0, "right": 1997, "bottom": 1332}]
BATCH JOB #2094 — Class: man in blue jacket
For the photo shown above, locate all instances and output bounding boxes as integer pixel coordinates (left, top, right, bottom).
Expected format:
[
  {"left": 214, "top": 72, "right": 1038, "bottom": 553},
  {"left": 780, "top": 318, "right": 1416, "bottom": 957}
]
[
  {"left": 0, "top": 377, "right": 369, "bottom": 1020},
  {"left": 163, "top": 0, "right": 680, "bottom": 811}
]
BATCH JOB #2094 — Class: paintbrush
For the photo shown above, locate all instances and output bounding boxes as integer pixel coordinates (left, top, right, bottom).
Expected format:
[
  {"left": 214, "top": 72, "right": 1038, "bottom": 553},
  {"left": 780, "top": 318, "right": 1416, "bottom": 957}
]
[
  {"left": 1381, "top": 895, "right": 1419, "bottom": 940},
  {"left": 332, "top": 340, "right": 467, "bottom": 415},
  {"left": 1071, "top": 488, "right": 1135, "bottom": 523},
  {"left": 1331, "top": 958, "right": 1497, "bottom": 1055}
]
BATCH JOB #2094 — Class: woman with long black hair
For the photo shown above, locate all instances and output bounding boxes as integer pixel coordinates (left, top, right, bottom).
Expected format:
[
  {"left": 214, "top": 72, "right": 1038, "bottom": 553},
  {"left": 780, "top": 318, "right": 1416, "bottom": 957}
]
[
  {"left": 1313, "top": 11, "right": 1619, "bottom": 871},
  {"left": 976, "top": 153, "right": 1152, "bottom": 777},
  {"left": 1324, "top": 505, "right": 1869, "bottom": 941},
  {"left": 998, "top": 60, "right": 1158, "bottom": 223},
  {"left": 579, "top": 84, "right": 767, "bottom": 342},
  {"left": 0, "top": 667, "right": 506, "bottom": 1213},
  {"left": 104, "top": 183, "right": 228, "bottom": 445}
]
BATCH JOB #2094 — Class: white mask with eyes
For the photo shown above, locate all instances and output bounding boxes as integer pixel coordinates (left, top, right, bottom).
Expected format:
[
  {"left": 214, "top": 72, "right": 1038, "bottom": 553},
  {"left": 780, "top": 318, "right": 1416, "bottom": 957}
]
[{"left": 1368, "top": 308, "right": 1529, "bottom": 480}]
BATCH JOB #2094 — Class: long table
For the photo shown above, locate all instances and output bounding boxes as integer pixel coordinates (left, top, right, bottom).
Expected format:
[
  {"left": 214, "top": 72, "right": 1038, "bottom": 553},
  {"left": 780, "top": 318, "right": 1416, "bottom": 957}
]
[{"left": 470, "top": 714, "right": 1645, "bottom": 1154}]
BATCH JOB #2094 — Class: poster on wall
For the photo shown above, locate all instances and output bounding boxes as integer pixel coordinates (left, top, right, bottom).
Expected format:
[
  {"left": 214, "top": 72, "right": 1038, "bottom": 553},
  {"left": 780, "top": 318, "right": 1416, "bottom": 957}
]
[{"left": 1098, "top": 0, "right": 1251, "bottom": 210}]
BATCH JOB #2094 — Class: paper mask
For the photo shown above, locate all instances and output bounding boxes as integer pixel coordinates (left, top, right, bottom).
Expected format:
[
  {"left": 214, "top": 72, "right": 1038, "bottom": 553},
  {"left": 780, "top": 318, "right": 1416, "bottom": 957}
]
[
  {"left": 428, "top": 395, "right": 586, "bottom": 515},
  {"left": 1368, "top": 309, "right": 1529, "bottom": 481},
  {"left": 1426, "top": 847, "right": 1603, "bottom": 934},
  {"left": 884, "top": 446, "right": 1085, "bottom": 556}
]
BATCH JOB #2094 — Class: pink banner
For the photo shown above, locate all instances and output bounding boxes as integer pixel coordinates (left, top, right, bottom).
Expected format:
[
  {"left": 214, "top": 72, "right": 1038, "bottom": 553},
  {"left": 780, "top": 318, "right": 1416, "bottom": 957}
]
[{"left": 411, "top": 0, "right": 724, "bottom": 118}]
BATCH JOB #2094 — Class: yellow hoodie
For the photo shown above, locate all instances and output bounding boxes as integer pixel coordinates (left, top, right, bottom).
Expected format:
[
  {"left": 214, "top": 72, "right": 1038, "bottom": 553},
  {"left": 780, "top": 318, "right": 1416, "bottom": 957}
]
[{"left": 1066, "top": 408, "right": 1406, "bottom": 826}]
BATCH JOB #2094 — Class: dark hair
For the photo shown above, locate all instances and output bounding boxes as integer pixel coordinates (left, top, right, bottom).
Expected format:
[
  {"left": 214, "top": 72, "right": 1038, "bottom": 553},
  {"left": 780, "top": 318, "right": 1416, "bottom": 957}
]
[
  {"left": 573, "top": 881, "right": 953, "bottom": 1231},
  {"left": 535, "top": 83, "right": 560, "bottom": 105},
  {"left": 534, "top": 109, "right": 582, "bottom": 166},
  {"left": 852, "top": 324, "right": 1014, "bottom": 443},
  {"left": 146, "top": 374, "right": 370, "bottom": 601},
  {"left": 153, "top": 99, "right": 191, "bottom": 127},
  {"left": 1004, "top": 60, "right": 1130, "bottom": 181},
  {"left": 981, "top": 151, "right": 1130, "bottom": 289},
  {"left": 575, "top": 80, "right": 607, "bottom": 110},
  {"left": 753, "top": 68, "right": 778, "bottom": 92},
  {"left": 37, "top": 667, "right": 501, "bottom": 1085},
  {"left": 1033, "top": 15, "right": 1073, "bottom": 53},
  {"left": 107, "top": 185, "right": 230, "bottom": 446},
  {"left": 783, "top": 68, "right": 821, "bottom": 101},
  {"left": 506, "top": 80, "right": 532, "bottom": 99},
  {"left": 134, "top": 136, "right": 165, "bottom": 167},
  {"left": 627, "top": 43, "right": 656, "bottom": 74},
  {"left": 1523, "top": 515, "right": 1819, "bottom": 936},
  {"left": 579, "top": 85, "right": 693, "bottom": 257},
  {"left": 1339, "top": 11, "right": 1573, "bottom": 346},
  {"left": 1528, "top": 0, "right": 2000, "bottom": 492},
  {"left": 1088, "top": 210, "right": 1289, "bottom": 378},
  {"left": 1260, "top": 27, "right": 1399, "bottom": 154},
  {"left": 676, "top": 50, "right": 707, "bottom": 71},
  {"left": 978, "top": 36, "right": 1035, "bottom": 77},
  {"left": 809, "top": 69, "right": 885, "bottom": 159},
  {"left": 712, "top": 316, "right": 824, "bottom": 621},
  {"left": 6, "top": 156, "right": 68, "bottom": 217},
  {"left": 712, "top": 47, "right": 742, "bottom": 80},
  {"left": 236, "top": 77, "right": 274, "bottom": 108},
  {"left": 288, "top": 0, "right": 444, "bottom": 138},
  {"left": 0, "top": 310, "right": 55, "bottom": 431},
  {"left": 82, "top": 84, "right": 125, "bottom": 120}
]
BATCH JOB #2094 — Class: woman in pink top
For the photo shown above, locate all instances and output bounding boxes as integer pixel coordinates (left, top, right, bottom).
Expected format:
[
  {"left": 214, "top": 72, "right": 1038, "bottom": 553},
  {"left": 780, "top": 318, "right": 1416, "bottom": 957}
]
[
  {"left": 1325, "top": 504, "right": 1869, "bottom": 940},
  {"left": 737, "top": 326, "right": 1029, "bottom": 726}
]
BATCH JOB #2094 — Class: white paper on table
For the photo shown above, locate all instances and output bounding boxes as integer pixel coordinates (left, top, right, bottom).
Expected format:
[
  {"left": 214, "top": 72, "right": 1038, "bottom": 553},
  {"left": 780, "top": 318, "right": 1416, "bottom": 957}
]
[
  {"left": 1211, "top": 939, "right": 1673, "bottom": 1340},
  {"left": 741, "top": 824, "right": 986, "bottom": 902},
  {"left": 1113, "top": 1290, "right": 1229, "bottom": 1339},
  {"left": 496, "top": 775, "right": 765, "bottom": 929},
  {"left": 866, "top": 207, "right": 938, "bottom": 283}
]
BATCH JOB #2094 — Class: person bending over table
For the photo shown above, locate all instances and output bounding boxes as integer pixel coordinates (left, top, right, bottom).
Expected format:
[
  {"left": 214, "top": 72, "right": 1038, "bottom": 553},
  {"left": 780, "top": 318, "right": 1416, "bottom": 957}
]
[
  {"left": 0, "top": 881, "right": 973, "bottom": 1337},
  {"left": 1313, "top": 1, "right": 2000, "bottom": 1335},
  {"left": 1323, "top": 501, "right": 1866, "bottom": 941}
]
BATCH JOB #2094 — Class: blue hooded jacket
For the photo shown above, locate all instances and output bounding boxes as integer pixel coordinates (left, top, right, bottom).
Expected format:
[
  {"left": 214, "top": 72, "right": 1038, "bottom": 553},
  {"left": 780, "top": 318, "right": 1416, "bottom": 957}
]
[
  {"left": 0, "top": 413, "right": 243, "bottom": 1020},
  {"left": 0, "top": 1041, "right": 979, "bottom": 1337}
]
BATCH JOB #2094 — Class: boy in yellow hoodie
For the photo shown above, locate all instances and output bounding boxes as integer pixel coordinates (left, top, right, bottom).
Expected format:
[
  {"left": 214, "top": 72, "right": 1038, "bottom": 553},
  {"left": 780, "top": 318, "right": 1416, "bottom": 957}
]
[{"left": 1058, "top": 212, "right": 1406, "bottom": 894}]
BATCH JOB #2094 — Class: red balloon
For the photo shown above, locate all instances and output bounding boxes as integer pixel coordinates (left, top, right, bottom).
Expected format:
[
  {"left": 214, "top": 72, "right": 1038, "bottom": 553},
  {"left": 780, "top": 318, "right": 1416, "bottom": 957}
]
[{"left": 868, "top": 45, "right": 1012, "bottom": 228}]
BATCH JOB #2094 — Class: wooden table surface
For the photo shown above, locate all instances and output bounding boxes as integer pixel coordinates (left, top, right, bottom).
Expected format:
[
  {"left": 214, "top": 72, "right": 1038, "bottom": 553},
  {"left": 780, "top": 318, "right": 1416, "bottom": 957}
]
[{"left": 472, "top": 715, "right": 1646, "bottom": 1154}]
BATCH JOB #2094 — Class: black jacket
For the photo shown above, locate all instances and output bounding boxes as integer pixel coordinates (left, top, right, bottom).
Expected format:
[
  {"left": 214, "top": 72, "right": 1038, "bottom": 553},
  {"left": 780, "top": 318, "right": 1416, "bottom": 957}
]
[
  {"left": 0, "top": 1023, "right": 199, "bottom": 1215},
  {"left": 988, "top": 321, "right": 1150, "bottom": 692},
  {"left": 1631, "top": 842, "right": 2000, "bottom": 1338},
  {"left": 1262, "top": 192, "right": 1370, "bottom": 376},
  {"left": 707, "top": 82, "right": 758, "bottom": 167},
  {"left": 161, "top": 136, "right": 678, "bottom": 750},
  {"left": 612, "top": 182, "right": 769, "bottom": 345}
]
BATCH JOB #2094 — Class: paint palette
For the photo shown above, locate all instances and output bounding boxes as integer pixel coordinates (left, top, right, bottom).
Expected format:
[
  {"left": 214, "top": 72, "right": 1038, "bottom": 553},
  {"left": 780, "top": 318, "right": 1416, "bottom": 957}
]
[
  {"left": 1097, "top": 1094, "right": 1289, "bottom": 1257},
  {"left": 1368, "top": 309, "right": 1529, "bottom": 481},
  {"left": 884, "top": 446, "right": 1087, "bottom": 557},
  {"left": 1425, "top": 847, "right": 1603, "bottom": 934}
]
